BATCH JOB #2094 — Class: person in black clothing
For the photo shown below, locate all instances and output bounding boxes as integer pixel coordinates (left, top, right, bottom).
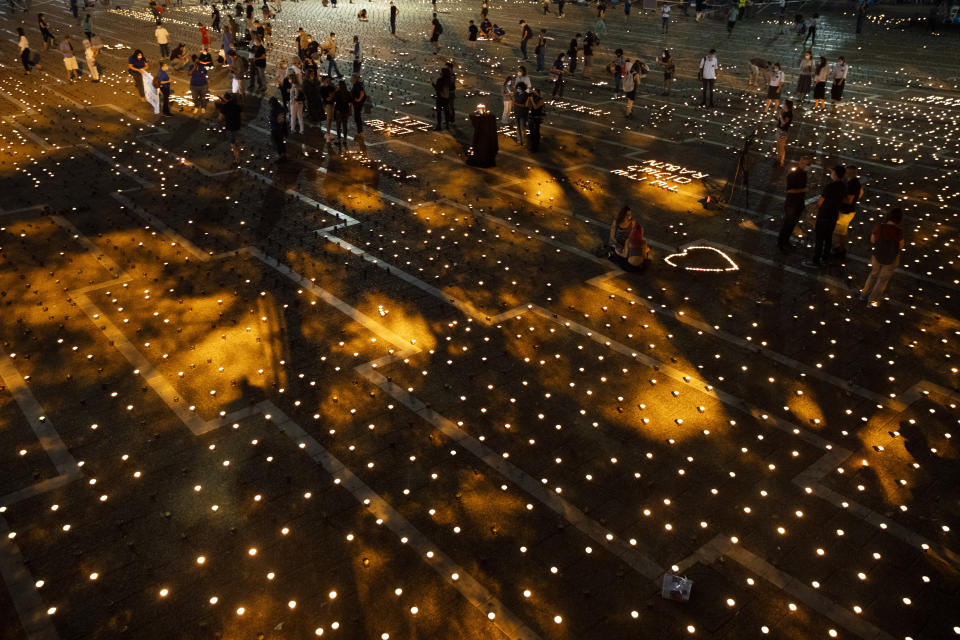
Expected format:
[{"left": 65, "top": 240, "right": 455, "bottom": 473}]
[
  {"left": 527, "top": 88, "right": 545, "bottom": 151},
  {"left": 389, "top": 1, "right": 398, "bottom": 34},
  {"left": 803, "top": 165, "right": 846, "bottom": 267},
  {"left": 217, "top": 92, "right": 243, "bottom": 166},
  {"left": 833, "top": 166, "right": 863, "bottom": 258},
  {"left": 432, "top": 66, "right": 453, "bottom": 130},
  {"left": 777, "top": 157, "right": 810, "bottom": 252},
  {"left": 350, "top": 73, "right": 366, "bottom": 134},
  {"left": 268, "top": 96, "right": 287, "bottom": 159},
  {"left": 446, "top": 61, "right": 457, "bottom": 122},
  {"left": 519, "top": 20, "right": 532, "bottom": 60},
  {"left": 468, "top": 20, "right": 478, "bottom": 41},
  {"left": 430, "top": 14, "right": 442, "bottom": 54}
]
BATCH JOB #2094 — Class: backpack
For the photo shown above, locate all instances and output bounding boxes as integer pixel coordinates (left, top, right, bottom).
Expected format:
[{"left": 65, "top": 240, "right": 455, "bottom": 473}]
[
  {"left": 152, "top": 74, "right": 161, "bottom": 88},
  {"left": 436, "top": 22, "right": 443, "bottom": 34},
  {"left": 621, "top": 70, "right": 635, "bottom": 92}
]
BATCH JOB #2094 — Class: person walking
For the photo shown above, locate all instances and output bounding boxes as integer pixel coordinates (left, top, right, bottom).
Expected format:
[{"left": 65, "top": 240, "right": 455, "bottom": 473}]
[
  {"left": 661, "top": 3, "right": 670, "bottom": 32},
  {"left": 268, "top": 96, "right": 287, "bottom": 159},
  {"left": 430, "top": 13, "right": 442, "bottom": 54},
  {"left": 389, "top": 1, "right": 398, "bottom": 34},
  {"left": 659, "top": 49, "right": 674, "bottom": 96},
  {"left": 157, "top": 61, "right": 172, "bottom": 115},
  {"left": 622, "top": 60, "right": 637, "bottom": 118},
  {"left": 350, "top": 73, "right": 366, "bottom": 134},
  {"left": 558, "top": 0, "right": 565, "bottom": 18},
  {"left": 251, "top": 38, "right": 267, "bottom": 91},
  {"left": 323, "top": 32, "right": 341, "bottom": 77},
  {"left": 535, "top": 30, "right": 546, "bottom": 71},
  {"left": 82, "top": 13, "right": 93, "bottom": 40},
  {"left": 796, "top": 51, "right": 813, "bottom": 103},
  {"left": 624, "top": 0, "right": 631, "bottom": 21},
  {"left": 775, "top": 99, "right": 793, "bottom": 167},
  {"left": 726, "top": 5, "right": 738, "bottom": 34},
  {"left": 763, "top": 63, "right": 784, "bottom": 114},
  {"left": 17, "top": 28, "right": 33, "bottom": 75},
  {"left": 156, "top": 23, "right": 170, "bottom": 58},
  {"left": 551, "top": 52, "right": 565, "bottom": 97},
  {"left": 526, "top": 88, "right": 544, "bottom": 151},
  {"left": 519, "top": 20, "right": 532, "bottom": 60},
  {"left": 60, "top": 36, "right": 80, "bottom": 82},
  {"left": 777, "top": 157, "right": 810, "bottom": 252},
  {"left": 803, "top": 165, "right": 846, "bottom": 268},
  {"left": 38, "top": 14, "right": 55, "bottom": 51},
  {"left": 830, "top": 56, "right": 847, "bottom": 103},
  {"left": 803, "top": 13, "right": 818, "bottom": 46},
  {"left": 288, "top": 74, "right": 305, "bottom": 133},
  {"left": 860, "top": 208, "right": 904, "bottom": 305},
  {"left": 699, "top": 49, "right": 718, "bottom": 107},
  {"left": 695, "top": 0, "right": 705, "bottom": 22}
]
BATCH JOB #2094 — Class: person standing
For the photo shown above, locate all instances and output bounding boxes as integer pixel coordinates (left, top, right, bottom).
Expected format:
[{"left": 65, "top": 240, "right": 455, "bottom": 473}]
[
  {"left": 830, "top": 56, "right": 847, "bottom": 103},
  {"left": 812, "top": 56, "right": 829, "bottom": 109},
  {"left": 17, "top": 28, "right": 32, "bottom": 75},
  {"left": 695, "top": 0, "right": 705, "bottom": 22},
  {"left": 319, "top": 76, "right": 335, "bottom": 139},
  {"left": 323, "top": 32, "right": 341, "bottom": 77},
  {"left": 541, "top": 0, "right": 550, "bottom": 15},
  {"left": 199, "top": 23, "right": 210, "bottom": 49},
  {"left": 432, "top": 67, "right": 453, "bottom": 130},
  {"left": 777, "top": 157, "right": 810, "bottom": 252},
  {"left": 268, "top": 97, "right": 287, "bottom": 159},
  {"left": 38, "top": 14, "right": 55, "bottom": 51},
  {"left": 699, "top": 49, "right": 718, "bottom": 107},
  {"left": 860, "top": 208, "right": 904, "bottom": 305},
  {"left": 157, "top": 61, "right": 172, "bottom": 115},
  {"left": 558, "top": 0, "right": 565, "bottom": 18},
  {"left": 624, "top": 0, "right": 631, "bottom": 22},
  {"left": 332, "top": 80, "right": 352, "bottom": 143},
  {"left": 796, "top": 51, "right": 813, "bottom": 103},
  {"left": 526, "top": 88, "right": 544, "bottom": 151},
  {"left": 551, "top": 52, "right": 565, "bottom": 97},
  {"left": 535, "top": 30, "right": 546, "bottom": 71},
  {"left": 519, "top": 20, "right": 532, "bottom": 60},
  {"left": 389, "top": 1, "right": 398, "bottom": 34},
  {"left": 514, "top": 81, "right": 529, "bottom": 145},
  {"left": 352, "top": 35, "right": 362, "bottom": 73},
  {"left": 775, "top": 99, "right": 792, "bottom": 167},
  {"left": 350, "top": 73, "right": 366, "bottom": 134},
  {"left": 833, "top": 165, "right": 863, "bottom": 258},
  {"left": 430, "top": 13, "right": 442, "bottom": 54},
  {"left": 84, "top": 38, "right": 99, "bottom": 82},
  {"left": 803, "top": 165, "right": 846, "bottom": 267},
  {"left": 566, "top": 36, "right": 578, "bottom": 76},
  {"left": 187, "top": 54, "right": 209, "bottom": 111},
  {"left": 500, "top": 74, "right": 514, "bottom": 122},
  {"left": 251, "top": 38, "right": 267, "bottom": 92},
  {"left": 288, "top": 74, "right": 305, "bottom": 134},
  {"left": 661, "top": 3, "right": 670, "bottom": 33},
  {"left": 582, "top": 36, "right": 594, "bottom": 76},
  {"left": 763, "top": 63, "right": 784, "bottom": 114},
  {"left": 659, "top": 49, "right": 674, "bottom": 96},
  {"left": 156, "top": 23, "right": 170, "bottom": 58},
  {"left": 447, "top": 61, "right": 457, "bottom": 120},
  {"left": 83, "top": 13, "right": 93, "bottom": 40},
  {"left": 856, "top": 0, "right": 866, "bottom": 34},
  {"left": 803, "top": 13, "right": 818, "bottom": 46},
  {"left": 127, "top": 49, "right": 149, "bottom": 99},
  {"left": 211, "top": 5, "right": 221, "bottom": 31}
]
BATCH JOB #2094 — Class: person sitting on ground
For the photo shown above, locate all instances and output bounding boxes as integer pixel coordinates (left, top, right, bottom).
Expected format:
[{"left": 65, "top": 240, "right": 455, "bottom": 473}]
[
  {"left": 170, "top": 42, "right": 188, "bottom": 70},
  {"left": 357, "top": 8, "right": 367, "bottom": 21},
  {"left": 606, "top": 205, "right": 650, "bottom": 271},
  {"left": 479, "top": 17, "right": 493, "bottom": 38},
  {"left": 491, "top": 24, "right": 506, "bottom": 41}
]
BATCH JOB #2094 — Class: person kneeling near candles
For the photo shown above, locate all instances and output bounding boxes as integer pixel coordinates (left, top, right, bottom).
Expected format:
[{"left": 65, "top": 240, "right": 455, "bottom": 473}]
[{"left": 606, "top": 205, "right": 650, "bottom": 271}]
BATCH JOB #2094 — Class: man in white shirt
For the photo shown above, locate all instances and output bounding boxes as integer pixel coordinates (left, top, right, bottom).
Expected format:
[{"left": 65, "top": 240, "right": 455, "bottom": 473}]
[
  {"left": 155, "top": 24, "right": 170, "bottom": 58},
  {"left": 661, "top": 4, "right": 670, "bottom": 33},
  {"left": 699, "top": 49, "right": 718, "bottom": 107}
]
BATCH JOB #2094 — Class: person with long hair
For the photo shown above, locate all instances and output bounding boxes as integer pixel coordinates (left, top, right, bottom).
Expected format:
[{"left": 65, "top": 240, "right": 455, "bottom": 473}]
[
  {"left": 796, "top": 51, "right": 813, "bottom": 103},
  {"left": 812, "top": 56, "right": 829, "bottom": 109},
  {"left": 775, "top": 99, "right": 793, "bottom": 167},
  {"left": 38, "top": 13, "right": 55, "bottom": 51},
  {"left": 607, "top": 205, "right": 649, "bottom": 271},
  {"left": 17, "top": 28, "right": 32, "bottom": 75},
  {"left": 288, "top": 73, "right": 305, "bottom": 134}
]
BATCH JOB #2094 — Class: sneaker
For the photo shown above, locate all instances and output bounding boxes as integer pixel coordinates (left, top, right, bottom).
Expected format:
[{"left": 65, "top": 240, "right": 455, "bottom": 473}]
[{"left": 800, "top": 259, "right": 821, "bottom": 268}]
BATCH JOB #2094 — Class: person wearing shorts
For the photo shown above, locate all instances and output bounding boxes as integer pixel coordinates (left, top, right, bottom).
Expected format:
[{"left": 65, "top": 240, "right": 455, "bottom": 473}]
[{"left": 764, "top": 63, "right": 784, "bottom": 114}]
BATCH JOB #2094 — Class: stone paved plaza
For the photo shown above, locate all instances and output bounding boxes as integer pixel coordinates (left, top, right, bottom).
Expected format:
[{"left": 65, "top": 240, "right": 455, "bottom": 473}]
[{"left": 1, "top": 0, "right": 959, "bottom": 637}]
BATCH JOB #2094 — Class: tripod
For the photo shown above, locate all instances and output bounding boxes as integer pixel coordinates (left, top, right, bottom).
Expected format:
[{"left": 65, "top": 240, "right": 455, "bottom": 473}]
[{"left": 724, "top": 129, "right": 757, "bottom": 208}]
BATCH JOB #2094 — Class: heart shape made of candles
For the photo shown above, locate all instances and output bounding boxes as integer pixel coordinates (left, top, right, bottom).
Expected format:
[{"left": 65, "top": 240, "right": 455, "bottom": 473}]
[{"left": 664, "top": 245, "right": 739, "bottom": 272}]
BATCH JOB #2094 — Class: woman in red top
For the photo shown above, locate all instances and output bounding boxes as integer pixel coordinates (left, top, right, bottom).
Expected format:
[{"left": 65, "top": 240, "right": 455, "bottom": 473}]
[
  {"left": 199, "top": 23, "right": 210, "bottom": 48},
  {"left": 860, "top": 208, "right": 904, "bottom": 306}
]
